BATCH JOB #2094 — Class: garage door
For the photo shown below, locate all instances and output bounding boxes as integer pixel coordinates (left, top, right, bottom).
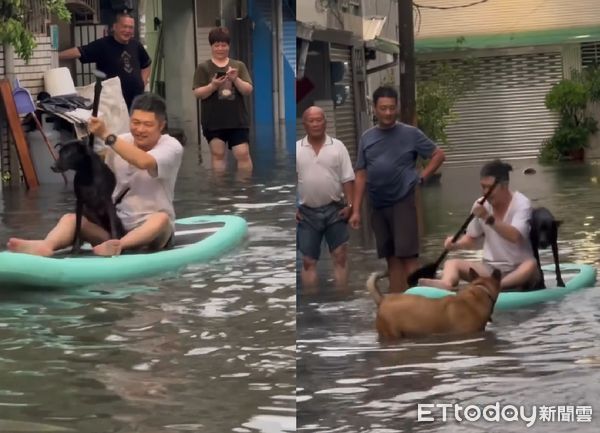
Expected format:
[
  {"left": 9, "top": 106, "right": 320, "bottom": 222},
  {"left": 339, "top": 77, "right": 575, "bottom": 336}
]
[
  {"left": 417, "top": 51, "right": 562, "bottom": 165},
  {"left": 330, "top": 44, "right": 358, "bottom": 162}
]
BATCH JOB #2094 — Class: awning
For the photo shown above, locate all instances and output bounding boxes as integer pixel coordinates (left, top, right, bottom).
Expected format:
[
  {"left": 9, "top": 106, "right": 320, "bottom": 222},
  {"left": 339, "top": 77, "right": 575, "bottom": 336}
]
[
  {"left": 365, "top": 36, "right": 400, "bottom": 55},
  {"left": 297, "top": 21, "right": 358, "bottom": 46},
  {"left": 416, "top": 26, "right": 600, "bottom": 53}
]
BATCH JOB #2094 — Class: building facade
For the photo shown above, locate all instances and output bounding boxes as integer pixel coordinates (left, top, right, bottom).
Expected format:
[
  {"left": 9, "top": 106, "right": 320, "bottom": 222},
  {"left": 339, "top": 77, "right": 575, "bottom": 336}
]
[
  {"left": 414, "top": 0, "right": 600, "bottom": 164},
  {"left": 296, "top": 0, "right": 369, "bottom": 162}
]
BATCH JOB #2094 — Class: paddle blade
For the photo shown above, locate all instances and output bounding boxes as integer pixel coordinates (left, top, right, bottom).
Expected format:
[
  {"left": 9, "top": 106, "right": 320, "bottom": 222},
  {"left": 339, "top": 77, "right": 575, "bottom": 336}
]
[{"left": 407, "top": 262, "right": 439, "bottom": 287}]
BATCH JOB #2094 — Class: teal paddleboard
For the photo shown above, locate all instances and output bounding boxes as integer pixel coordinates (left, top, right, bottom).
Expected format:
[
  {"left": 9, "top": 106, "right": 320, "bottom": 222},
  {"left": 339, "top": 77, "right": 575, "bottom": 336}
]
[
  {"left": 406, "top": 263, "right": 597, "bottom": 310},
  {"left": 0, "top": 215, "right": 248, "bottom": 288}
]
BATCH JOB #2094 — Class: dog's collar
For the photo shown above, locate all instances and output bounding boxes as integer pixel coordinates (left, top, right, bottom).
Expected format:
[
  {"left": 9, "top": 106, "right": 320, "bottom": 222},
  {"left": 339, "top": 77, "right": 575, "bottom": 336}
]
[{"left": 473, "top": 283, "right": 497, "bottom": 305}]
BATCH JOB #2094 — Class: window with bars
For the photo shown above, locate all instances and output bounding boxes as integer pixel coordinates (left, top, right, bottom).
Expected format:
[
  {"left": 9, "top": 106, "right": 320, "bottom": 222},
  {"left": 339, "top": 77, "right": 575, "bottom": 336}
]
[{"left": 581, "top": 42, "right": 600, "bottom": 68}]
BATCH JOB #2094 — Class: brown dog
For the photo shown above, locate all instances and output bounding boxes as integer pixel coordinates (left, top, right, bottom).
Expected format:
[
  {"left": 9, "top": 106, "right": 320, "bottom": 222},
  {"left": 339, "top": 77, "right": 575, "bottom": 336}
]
[{"left": 367, "top": 268, "right": 502, "bottom": 341}]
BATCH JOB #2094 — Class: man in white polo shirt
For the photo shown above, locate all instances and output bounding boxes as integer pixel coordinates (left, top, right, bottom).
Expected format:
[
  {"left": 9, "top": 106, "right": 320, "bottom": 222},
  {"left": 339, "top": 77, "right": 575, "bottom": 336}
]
[{"left": 297, "top": 106, "right": 355, "bottom": 289}]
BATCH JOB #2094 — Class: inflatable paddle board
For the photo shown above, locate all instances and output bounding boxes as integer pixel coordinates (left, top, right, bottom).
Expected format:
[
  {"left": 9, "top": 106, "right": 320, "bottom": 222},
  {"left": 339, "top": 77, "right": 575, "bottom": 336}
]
[
  {"left": 406, "top": 263, "right": 597, "bottom": 310},
  {"left": 0, "top": 215, "right": 247, "bottom": 288}
]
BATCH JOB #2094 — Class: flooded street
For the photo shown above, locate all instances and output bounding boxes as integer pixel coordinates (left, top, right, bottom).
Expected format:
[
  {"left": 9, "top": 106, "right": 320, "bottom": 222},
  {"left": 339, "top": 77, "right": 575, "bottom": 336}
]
[
  {"left": 297, "top": 159, "right": 600, "bottom": 432},
  {"left": 0, "top": 145, "right": 296, "bottom": 432}
]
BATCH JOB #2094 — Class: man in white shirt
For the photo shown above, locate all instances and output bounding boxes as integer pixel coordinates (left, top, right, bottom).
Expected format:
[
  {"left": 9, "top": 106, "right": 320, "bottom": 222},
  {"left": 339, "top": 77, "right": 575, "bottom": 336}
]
[
  {"left": 419, "top": 160, "right": 540, "bottom": 291},
  {"left": 7, "top": 93, "right": 184, "bottom": 257},
  {"left": 297, "top": 106, "right": 355, "bottom": 289}
]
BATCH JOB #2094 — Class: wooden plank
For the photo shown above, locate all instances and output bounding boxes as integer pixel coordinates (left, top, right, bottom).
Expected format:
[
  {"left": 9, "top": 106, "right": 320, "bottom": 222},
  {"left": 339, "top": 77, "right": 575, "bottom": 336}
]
[{"left": 0, "top": 78, "right": 39, "bottom": 189}]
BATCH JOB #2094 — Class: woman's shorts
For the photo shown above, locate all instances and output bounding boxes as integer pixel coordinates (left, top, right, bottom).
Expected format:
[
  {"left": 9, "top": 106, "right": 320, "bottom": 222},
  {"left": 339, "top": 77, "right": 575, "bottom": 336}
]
[{"left": 203, "top": 128, "right": 249, "bottom": 149}]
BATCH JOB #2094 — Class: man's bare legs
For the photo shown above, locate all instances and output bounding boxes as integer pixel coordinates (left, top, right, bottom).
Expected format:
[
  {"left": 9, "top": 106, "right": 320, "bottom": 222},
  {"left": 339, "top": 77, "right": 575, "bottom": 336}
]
[
  {"left": 93, "top": 212, "right": 172, "bottom": 256},
  {"left": 419, "top": 258, "right": 540, "bottom": 291},
  {"left": 419, "top": 259, "right": 491, "bottom": 291},
  {"left": 301, "top": 255, "right": 318, "bottom": 290},
  {"left": 498, "top": 259, "right": 539, "bottom": 289},
  {"left": 7, "top": 213, "right": 110, "bottom": 256},
  {"left": 8, "top": 212, "right": 172, "bottom": 257},
  {"left": 330, "top": 243, "right": 348, "bottom": 289}
]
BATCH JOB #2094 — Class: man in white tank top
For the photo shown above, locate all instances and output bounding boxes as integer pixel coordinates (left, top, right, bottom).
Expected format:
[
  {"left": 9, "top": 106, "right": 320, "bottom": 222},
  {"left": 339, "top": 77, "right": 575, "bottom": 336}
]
[{"left": 420, "top": 160, "right": 540, "bottom": 291}]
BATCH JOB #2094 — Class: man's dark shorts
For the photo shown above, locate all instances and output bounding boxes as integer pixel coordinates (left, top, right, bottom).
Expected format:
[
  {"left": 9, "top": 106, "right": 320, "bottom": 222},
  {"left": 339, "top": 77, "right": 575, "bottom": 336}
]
[
  {"left": 203, "top": 128, "right": 249, "bottom": 149},
  {"left": 371, "top": 189, "right": 419, "bottom": 259},
  {"left": 297, "top": 202, "right": 349, "bottom": 260}
]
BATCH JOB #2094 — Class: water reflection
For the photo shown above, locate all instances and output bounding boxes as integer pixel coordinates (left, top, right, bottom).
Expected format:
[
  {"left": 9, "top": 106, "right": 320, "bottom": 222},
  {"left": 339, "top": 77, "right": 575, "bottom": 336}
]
[
  {"left": 0, "top": 145, "right": 296, "bottom": 432},
  {"left": 297, "top": 159, "right": 600, "bottom": 432}
]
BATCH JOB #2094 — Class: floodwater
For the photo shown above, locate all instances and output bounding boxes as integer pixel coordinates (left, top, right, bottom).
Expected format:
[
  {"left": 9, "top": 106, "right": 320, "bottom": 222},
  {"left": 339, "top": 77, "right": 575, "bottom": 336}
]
[
  {"left": 0, "top": 143, "right": 296, "bottom": 432},
  {"left": 297, "top": 159, "right": 600, "bottom": 433}
]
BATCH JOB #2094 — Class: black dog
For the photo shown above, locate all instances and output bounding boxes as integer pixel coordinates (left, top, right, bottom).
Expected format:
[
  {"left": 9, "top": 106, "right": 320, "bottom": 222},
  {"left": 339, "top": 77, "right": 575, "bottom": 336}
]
[
  {"left": 530, "top": 207, "right": 565, "bottom": 288},
  {"left": 51, "top": 139, "right": 127, "bottom": 253}
]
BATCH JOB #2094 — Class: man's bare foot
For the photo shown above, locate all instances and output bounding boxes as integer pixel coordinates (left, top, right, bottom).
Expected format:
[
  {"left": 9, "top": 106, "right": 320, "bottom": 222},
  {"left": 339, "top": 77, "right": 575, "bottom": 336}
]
[
  {"left": 6, "top": 238, "right": 54, "bottom": 256},
  {"left": 93, "top": 239, "right": 122, "bottom": 257},
  {"left": 418, "top": 278, "right": 455, "bottom": 291}
]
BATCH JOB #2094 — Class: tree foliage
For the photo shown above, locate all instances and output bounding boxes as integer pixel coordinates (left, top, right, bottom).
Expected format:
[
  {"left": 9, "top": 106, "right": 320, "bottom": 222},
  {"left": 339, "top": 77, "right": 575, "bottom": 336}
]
[
  {"left": 416, "top": 62, "right": 469, "bottom": 146},
  {"left": 0, "top": 0, "right": 71, "bottom": 62},
  {"left": 416, "top": 38, "right": 474, "bottom": 146}
]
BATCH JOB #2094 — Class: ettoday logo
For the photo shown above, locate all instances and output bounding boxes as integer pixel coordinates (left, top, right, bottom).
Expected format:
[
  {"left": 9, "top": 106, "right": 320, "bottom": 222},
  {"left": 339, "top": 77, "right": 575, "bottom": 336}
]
[{"left": 417, "top": 403, "right": 593, "bottom": 427}]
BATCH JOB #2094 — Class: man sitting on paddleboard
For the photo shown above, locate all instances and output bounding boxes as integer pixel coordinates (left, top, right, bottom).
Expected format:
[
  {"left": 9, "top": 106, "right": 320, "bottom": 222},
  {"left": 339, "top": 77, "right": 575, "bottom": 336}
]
[
  {"left": 419, "top": 160, "right": 540, "bottom": 291},
  {"left": 7, "top": 93, "right": 184, "bottom": 257}
]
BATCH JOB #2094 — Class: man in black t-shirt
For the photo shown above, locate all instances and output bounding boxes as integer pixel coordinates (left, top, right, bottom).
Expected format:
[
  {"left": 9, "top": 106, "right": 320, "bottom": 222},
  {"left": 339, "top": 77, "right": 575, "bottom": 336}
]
[{"left": 59, "top": 13, "right": 151, "bottom": 109}]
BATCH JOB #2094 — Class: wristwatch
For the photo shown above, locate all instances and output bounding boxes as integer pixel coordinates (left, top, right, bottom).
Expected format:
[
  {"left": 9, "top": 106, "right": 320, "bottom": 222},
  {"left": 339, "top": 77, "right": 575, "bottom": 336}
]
[
  {"left": 105, "top": 134, "right": 117, "bottom": 146},
  {"left": 485, "top": 215, "right": 496, "bottom": 226}
]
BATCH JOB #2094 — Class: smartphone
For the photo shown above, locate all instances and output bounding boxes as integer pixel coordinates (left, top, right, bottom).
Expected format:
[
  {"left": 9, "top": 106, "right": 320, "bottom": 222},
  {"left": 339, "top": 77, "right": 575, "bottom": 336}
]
[{"left": 216, "top": 71, "right": 226, "bottom": 78}]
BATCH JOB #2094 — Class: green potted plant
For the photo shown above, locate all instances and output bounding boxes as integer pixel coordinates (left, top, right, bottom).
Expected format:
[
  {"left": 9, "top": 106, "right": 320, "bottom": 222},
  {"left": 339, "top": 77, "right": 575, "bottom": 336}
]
[{"left": 541, "top": 68, "right": 600, "bottom": 162}]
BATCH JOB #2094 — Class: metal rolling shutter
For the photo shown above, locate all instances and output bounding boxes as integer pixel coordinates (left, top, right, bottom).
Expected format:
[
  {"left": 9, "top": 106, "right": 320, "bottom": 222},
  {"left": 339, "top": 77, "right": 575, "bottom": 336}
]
[
  {"left": 330, "top": 44, "right": 358, "bottom": 162},
  {"left": 297, "top": 99, "right": 336, "bottom": 141},
  {"left": 195, "top": 28, "right": 212, "bottom": 66},
  {"left": 282, "top": 7, "right": 296, "bottom": 76},
  {"left": 417, "top": 52, "right": 562, "bottom": 165}
]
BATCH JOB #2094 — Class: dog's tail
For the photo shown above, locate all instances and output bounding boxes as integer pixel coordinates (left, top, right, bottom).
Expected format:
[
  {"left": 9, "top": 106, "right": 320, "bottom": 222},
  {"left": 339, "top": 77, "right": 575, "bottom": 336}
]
[{"left": 366, "top": 271, "right": 388, "bottom": 306}]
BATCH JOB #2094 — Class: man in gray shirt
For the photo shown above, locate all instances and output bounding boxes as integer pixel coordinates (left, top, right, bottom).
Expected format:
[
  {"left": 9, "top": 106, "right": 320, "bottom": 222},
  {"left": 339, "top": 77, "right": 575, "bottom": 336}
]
[{"left": 349, "top": 86, "right": 445, "bottom": 292}]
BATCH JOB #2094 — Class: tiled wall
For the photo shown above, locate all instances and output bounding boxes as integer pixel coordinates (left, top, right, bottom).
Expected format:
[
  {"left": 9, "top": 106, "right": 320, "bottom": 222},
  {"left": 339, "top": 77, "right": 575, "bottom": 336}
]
[
  {"left": 3, "top": 36, "right": 55, "bottom": 97},
  {"left": 1, "top": 35, "right": 55, "bottom": 184}
]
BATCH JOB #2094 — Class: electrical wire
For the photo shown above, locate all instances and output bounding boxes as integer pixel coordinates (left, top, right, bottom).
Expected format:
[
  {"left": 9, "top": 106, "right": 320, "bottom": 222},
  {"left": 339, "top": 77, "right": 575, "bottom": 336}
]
[
  {"left": 414, "top": 3, "right": 422, "bottom": 33},
  {"left": 414, "top": 0, "right": 490, "bottom": 10}
]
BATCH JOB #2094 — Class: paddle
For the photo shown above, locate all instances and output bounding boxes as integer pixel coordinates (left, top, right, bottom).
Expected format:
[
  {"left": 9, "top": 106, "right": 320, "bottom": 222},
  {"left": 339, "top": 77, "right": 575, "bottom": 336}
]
[
  {"left": 88, "top": 70, "right": 107, "bottom": 149},
  {"left": 407, "top": 179, "right": 500, "bottom": 287}
]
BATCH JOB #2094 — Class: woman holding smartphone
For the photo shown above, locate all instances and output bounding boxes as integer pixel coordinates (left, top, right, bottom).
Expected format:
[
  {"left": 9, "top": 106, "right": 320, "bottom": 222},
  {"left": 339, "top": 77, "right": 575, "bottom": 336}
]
[{"left": 193, "top": 27, "right": 254, "bottom": 172}]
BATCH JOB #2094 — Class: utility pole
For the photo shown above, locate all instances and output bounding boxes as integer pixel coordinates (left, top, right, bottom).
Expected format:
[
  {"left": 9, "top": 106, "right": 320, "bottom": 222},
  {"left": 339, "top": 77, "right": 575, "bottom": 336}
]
[
  {"left": 398, "top": 0, "right": 416, "bottom": 126},
  {"left": 398, "top": 0, "right": 423, "bottom": 241}
]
